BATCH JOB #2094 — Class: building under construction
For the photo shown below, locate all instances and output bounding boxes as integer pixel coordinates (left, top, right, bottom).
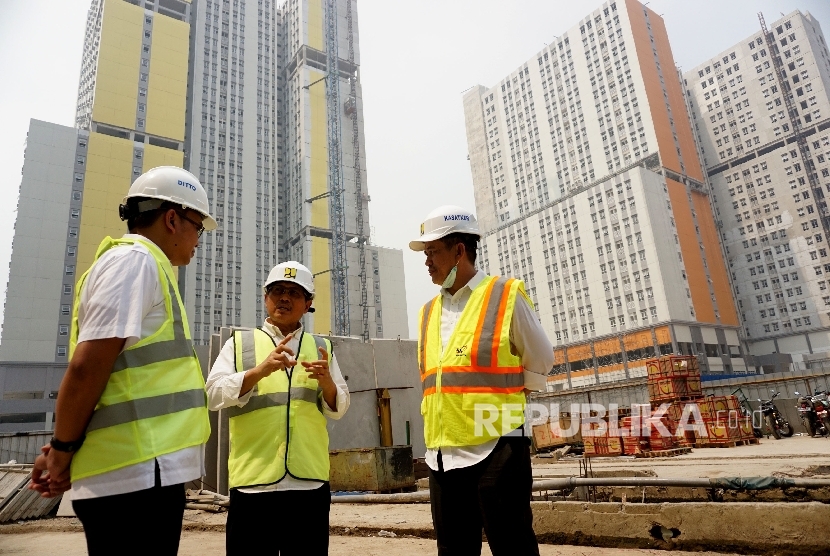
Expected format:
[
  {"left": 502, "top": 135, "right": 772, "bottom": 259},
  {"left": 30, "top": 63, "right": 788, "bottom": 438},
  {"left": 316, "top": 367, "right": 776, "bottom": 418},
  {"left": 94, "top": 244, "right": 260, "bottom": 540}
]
[
  {"left": 184, "top": 0, "right": 409, "bottom": 341},
  {"left": 463, "top": 0, "right": 749, "bottom": 389}
]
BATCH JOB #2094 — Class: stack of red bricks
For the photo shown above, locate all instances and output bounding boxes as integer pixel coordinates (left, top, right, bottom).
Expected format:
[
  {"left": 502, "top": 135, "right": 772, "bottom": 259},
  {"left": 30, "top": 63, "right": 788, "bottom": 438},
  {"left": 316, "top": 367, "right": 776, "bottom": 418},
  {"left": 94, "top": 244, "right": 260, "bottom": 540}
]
[
  {"left": 583, "top": 408, "right": 627, "bottom": 457},
  {"left": 696, "top": 395, "right": 755, "bottom": 447},
  {"left": 646, "top": 355, "right": 754, "bottom": 448},
  {"left": 645, "top": 355, "right": 703, "bottom": 450}
]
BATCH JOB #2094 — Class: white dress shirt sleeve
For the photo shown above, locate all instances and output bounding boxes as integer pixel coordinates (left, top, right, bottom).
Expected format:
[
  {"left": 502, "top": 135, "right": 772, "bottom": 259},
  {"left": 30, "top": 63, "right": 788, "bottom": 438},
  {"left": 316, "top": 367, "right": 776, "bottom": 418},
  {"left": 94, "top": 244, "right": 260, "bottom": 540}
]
[
  {"left": 205, "top": 336, "right": 256, "bottom": 411},
  {"left": 76, "top": 247, "right": 160, "bottom": 346},
  {"left": 320, "top": 352, "right": 350, "bottom": 419},
  {"left": 509, "top": 295, "right": 554, "bottom": 392}
]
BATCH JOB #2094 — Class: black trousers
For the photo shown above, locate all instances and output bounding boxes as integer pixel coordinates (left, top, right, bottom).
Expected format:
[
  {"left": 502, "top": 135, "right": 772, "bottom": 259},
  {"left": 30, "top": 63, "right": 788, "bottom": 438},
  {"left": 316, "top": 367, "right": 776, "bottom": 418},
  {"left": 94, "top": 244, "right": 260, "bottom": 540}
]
[
  {"left": 226, "top": 483, "right": 330, "bottom": 556},
  {"left": 72, "top": 463, "right": 185, "bottom": 556},
  {"left": 429, "top": 436, "right": 539, "bottom": 556}
]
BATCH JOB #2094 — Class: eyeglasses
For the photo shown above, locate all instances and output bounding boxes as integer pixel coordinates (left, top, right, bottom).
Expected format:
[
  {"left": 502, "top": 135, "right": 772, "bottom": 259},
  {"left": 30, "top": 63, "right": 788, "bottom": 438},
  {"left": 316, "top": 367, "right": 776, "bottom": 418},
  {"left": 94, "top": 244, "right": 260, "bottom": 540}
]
[
  {"left": 267, "top": 286, "right": 308, "bottom": 300},
  {"left": 176, "top": 211, "right": 205, "bottom": 238}
]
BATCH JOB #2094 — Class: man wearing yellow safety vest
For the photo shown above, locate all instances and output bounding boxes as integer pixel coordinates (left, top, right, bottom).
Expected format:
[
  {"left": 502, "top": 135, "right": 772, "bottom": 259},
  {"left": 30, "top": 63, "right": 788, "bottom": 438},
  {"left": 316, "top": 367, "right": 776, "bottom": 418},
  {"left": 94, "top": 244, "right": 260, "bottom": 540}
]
[
  {"left": 411, "top": 205, "right": 554, "bottom": 556},
  {"left": 206, "top": 261, "right": 349, "bottom": 555},
  {"left": 29, "top": 167, "right": 215, "bottom": 555}
]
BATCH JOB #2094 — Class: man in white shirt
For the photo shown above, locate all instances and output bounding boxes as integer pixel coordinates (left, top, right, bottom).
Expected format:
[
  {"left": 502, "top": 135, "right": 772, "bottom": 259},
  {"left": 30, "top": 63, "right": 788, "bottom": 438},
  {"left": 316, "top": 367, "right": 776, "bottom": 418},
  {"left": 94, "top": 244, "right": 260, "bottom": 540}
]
[
  {"left": 410, "top": 205, "right": 553, "bottom": 556},
  {"left": 29, "top": 167, "right": 216, "bottom": 556},
  {"left": 206, "top": 261, "right": 349, "bottom": 555}
]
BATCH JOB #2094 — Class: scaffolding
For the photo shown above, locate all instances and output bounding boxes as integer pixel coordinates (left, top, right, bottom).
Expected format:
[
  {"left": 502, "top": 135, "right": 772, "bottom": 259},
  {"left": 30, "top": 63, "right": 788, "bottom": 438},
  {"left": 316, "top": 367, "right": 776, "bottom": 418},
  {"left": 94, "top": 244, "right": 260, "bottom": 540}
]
[
  {"left": 346, "top": 0, "right": 370, "bottom": 343},
  {"left": 758, "top": 12, "right": 830, "bottom": 242},
  {"left": 324, "top": 0, "right": 349, "bottom": 336}
]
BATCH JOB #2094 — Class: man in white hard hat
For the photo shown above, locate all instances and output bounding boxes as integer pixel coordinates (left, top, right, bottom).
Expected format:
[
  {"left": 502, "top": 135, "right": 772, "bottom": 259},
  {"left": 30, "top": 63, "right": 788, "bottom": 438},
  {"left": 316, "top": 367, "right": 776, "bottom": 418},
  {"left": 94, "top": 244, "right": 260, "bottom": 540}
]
[
  {"left": 29, "top": 166, "right": 216, "bottom": 555},
  {"left": 410, "top": 205, "right": 553, "bottom": 556},
  {"left": 206, "top": 261, "right": 350, "bottom": 555}
]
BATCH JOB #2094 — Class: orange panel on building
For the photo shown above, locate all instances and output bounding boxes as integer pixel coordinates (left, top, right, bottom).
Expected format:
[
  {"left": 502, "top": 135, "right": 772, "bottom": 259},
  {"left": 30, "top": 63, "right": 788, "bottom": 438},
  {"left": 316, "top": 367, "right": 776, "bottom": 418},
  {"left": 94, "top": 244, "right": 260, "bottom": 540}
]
[
  {"left": 691, "top": 191, "right": 739, "bottom": 325},
  {"left": 593, "top": 338, "right": 621, "bottom": 356},
  {"left": 666, "top": 178, "right": 716, "bottom": 322},
  {"left": 644, "top": 9, "right": 704, "bottom": 182},
  {"left": 654, "top": 326, "right": 672, "bottom": 345},
  {"left": 624, "top": 0, "right": 680, "bottom": 173},
  {"left": 567, "top": 343, "right": 592, "bottom": 362},
  {"left": 623, "top": 331, "right": 653, "bottom": 349}
]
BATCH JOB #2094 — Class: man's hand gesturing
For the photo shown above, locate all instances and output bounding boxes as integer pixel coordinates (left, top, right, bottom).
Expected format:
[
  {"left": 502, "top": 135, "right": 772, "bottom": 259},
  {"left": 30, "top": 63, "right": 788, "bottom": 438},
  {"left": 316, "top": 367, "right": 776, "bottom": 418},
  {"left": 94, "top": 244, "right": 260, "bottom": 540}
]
[
  {"left": 240, "top": 333, "right": 296, "bottom": 396},
  {"left": 259, "top": 332, "right": 297, "bottom": 376}
]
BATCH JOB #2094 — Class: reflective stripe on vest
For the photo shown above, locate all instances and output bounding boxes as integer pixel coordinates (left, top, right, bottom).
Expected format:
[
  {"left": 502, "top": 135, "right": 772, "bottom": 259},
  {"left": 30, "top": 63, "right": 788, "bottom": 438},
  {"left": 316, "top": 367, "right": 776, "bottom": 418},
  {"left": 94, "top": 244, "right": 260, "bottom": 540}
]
[
  {"left": 417, "top": 275, "right": 528, "bottom": 448},
  {"left": 68, "top": 236, "right": 210, "bottom": 481},
  {"left": 227, "top": 387, "right": 321, "bottom": 418},
  {"left": 227, "top": 328, "right": 331, "bottom": 488},
  {"left": 87, "top": 388, "right": 206, "bottom": 432}
]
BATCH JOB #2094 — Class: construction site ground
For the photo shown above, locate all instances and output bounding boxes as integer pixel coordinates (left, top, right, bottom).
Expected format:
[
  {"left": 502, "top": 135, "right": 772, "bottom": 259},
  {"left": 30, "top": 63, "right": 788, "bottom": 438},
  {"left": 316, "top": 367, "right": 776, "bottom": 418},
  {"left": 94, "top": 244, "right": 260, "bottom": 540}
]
[
  {"left": 1, "top": 437, "right": 828, "bottom": 555},
  {"left": 533, "top": 435, "right": 829, "bottom": 480}
]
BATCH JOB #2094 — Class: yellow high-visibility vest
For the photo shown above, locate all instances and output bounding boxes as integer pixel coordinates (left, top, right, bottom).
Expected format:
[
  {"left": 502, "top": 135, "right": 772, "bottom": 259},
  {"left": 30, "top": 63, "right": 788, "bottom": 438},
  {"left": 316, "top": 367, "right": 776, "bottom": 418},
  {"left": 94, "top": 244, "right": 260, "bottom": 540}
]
[
  {"left": 69, "top": 236, "right": 210, "bottom": 481},
  {"left": 227, "top": 328, "right": 331, "bottom": 489},
  {"left": 418, "top": 276, "right": 529, "bottom": 448}
]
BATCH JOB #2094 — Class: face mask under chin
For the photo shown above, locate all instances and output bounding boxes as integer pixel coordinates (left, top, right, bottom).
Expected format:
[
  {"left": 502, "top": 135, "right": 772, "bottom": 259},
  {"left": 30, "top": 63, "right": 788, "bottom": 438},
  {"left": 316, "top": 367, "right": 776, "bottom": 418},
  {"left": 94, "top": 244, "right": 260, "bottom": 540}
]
[{"left": 442, "top": 265, "right": 458, "bottom": 289}]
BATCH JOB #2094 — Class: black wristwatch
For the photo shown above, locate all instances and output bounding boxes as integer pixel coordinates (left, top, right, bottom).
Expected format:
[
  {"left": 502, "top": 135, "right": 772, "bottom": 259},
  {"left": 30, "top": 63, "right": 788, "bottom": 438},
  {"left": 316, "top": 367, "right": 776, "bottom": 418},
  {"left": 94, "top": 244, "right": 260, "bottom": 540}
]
[{"left": 50, "top": 435, "right": 85, "bottom": 453}]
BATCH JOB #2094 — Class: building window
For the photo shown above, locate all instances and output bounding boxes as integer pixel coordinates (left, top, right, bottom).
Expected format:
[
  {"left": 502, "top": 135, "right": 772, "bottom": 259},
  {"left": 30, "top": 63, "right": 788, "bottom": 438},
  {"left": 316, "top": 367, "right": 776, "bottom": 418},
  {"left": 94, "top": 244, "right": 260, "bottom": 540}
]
[
  {"left": 61, "top": 305, "right": 71, "bottom": 316},
  {"left": 59, "top": 325, "right": 69, "bottom": 336},
  {"left": 57, "top": 346, "right": 67, "bottom": 357}
]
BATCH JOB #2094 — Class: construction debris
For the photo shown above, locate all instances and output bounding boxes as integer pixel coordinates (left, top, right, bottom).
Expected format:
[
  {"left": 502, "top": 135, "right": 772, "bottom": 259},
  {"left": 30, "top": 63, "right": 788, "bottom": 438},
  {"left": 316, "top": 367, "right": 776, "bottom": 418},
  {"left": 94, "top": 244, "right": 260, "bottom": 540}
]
[
  {"left": 185, "top": 489, "right": 229, "bottom": 513},
  {"left": 0, "top": 465, "right": 62, "bottom": 523}
]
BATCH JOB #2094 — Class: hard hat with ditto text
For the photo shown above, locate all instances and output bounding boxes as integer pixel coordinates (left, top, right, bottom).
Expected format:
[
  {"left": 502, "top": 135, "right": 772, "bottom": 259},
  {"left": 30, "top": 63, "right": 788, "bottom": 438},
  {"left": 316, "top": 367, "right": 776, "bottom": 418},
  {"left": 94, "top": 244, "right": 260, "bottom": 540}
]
[
  {"left": 409, "top": 205, "right": 481, "bottom": 251},
  {"left": 121, "top": 166, "right": 217, "bottom": 231}
]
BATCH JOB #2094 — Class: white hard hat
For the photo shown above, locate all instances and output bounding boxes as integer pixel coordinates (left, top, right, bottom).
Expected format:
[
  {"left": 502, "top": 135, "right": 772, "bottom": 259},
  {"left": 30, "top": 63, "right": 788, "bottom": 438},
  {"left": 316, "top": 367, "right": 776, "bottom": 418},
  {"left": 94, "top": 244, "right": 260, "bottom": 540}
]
[
  {"left": 122, "top": 166, "right": 217, "bottom": 231},
  {"left": 409, "top": 205, "right": 480, "bottom": 251},
  {"left": 264, "top": 261, "right": 315, "bottom": 298}
]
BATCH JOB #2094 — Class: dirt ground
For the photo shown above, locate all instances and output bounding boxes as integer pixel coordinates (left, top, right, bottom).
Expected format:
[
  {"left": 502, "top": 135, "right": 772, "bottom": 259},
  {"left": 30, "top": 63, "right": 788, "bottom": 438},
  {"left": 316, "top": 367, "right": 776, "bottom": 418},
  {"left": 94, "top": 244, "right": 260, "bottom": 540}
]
[{"left": 0, "top": 532, "right": 746, "bottom": 555}]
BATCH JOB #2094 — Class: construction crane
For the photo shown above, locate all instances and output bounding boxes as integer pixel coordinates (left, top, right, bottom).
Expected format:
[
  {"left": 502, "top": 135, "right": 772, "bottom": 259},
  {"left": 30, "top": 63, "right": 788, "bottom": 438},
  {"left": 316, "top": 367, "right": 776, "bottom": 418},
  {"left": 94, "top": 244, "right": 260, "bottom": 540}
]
[
  {"left": 346, "top": 0, "right": 370, "bottom": 343},
  {"left": 324, "top": 0, "right": 349, "bottom": 336},
  {"left": 758, "top": 12, "right": 830, "bottom": 240}
]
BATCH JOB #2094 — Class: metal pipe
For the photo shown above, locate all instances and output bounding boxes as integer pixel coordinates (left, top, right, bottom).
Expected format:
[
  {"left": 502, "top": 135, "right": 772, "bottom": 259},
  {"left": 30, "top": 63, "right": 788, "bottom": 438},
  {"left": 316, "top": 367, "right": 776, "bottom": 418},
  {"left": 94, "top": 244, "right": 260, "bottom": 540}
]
[
  {"left": 330, "top": 476, "right": 830, "bottom": 504},
  {"left": 332, "top": 491, "right": 431, "bottom": 504}
]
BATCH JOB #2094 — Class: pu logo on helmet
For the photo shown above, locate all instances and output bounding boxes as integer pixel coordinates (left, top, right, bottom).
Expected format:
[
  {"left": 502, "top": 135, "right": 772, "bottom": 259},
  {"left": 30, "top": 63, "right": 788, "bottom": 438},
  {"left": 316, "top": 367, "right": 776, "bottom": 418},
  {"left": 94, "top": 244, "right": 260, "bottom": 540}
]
[
  {"left": 420, "top": 223, "right": 425, "bottom": 236},
  {"left": 284, "top": 267, "right": 297, "bottom": 279},
  {"left": 177, "top": 179, "right": 197, "bottom": 191},
  {"left": 444, "top": 214, "right": 470, "bottom": 222},
  {"left": 455, "top": 345, "right": 468, "bottom": 357}
]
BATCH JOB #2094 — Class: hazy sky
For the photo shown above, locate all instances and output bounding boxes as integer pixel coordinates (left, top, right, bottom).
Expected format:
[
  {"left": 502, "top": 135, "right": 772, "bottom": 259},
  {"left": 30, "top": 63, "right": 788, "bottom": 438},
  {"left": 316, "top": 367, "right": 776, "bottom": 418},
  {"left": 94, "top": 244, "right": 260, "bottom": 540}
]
[{"left": 1, "top": 1, "right": 830, "bottom": 339}]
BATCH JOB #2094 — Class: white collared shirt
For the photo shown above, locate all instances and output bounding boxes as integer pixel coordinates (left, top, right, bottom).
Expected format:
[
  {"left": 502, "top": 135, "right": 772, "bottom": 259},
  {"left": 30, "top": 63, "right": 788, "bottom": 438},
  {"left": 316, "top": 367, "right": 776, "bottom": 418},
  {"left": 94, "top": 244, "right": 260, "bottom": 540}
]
[
  {"left": 206, "top": 320, "right": 349, "bottom": 492},
  {"left": 425, "top": 270, "right": 553, "bottom": 472}
]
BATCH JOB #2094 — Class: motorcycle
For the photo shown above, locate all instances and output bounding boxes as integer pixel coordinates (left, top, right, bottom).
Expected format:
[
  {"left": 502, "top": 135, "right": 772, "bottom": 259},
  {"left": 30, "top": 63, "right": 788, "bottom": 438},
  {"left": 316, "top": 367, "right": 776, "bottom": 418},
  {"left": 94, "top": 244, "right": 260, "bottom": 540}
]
[
  {"left": 794, "top": 389, "right": 830, "bottom": 437},
  {"left": 759, "top": 391, "right": 794, "bottom": 439}
]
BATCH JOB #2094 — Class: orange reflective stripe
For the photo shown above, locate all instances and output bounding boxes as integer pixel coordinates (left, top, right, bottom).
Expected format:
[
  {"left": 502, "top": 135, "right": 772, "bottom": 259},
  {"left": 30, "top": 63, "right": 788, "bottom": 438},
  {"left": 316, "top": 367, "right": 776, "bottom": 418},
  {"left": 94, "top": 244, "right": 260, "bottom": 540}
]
[
  {"left": 490, "top": 278, "right": 515, "bottom": 365},
  {"left": 472, "top": 277, "right": 511, "bottom": 368},
  {"left": 440, "top": 386, "right": 525, "bottom": 395},
  {"left": 470, "top": 279, "right": 497, "bottom": 368},
  {"left": 422, "top": 372, "right": 437, "bottom": 391}
]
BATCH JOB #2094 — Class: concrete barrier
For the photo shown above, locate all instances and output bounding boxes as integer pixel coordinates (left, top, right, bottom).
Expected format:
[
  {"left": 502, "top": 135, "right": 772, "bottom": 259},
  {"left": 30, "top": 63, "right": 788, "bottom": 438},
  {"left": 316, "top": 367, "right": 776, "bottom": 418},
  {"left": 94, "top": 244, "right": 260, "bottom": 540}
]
[{"left": 531, "top": 500, "right": 830, "bottom": 554}]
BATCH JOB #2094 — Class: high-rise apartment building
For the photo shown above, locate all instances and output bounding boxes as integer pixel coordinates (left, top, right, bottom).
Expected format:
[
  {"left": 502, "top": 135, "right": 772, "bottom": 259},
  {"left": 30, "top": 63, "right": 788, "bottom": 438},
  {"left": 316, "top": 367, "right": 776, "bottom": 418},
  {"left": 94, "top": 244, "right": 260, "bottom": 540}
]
[
  {"left": 1, "top": 0, "right": 409, "bottom": 363},
  {"left": 683, "top": 11, "right": 830, "bottom": 358},
  {"left": 1, "top": 0, "right": 193, "bottom": 362},
  {"left": 463, "top": 0, "right": 747, "bottom": 390},
  {"left": 184, "top": 0, "right": 407, "bottom": 342}
]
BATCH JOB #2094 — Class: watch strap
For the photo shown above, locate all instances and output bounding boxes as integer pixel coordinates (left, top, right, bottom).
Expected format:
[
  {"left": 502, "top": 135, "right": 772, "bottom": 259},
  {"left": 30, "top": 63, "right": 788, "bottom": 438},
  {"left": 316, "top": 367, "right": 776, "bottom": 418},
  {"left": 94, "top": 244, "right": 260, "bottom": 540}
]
[{"left": 50, "top": 435, "right": 85, "bottom": 453}]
